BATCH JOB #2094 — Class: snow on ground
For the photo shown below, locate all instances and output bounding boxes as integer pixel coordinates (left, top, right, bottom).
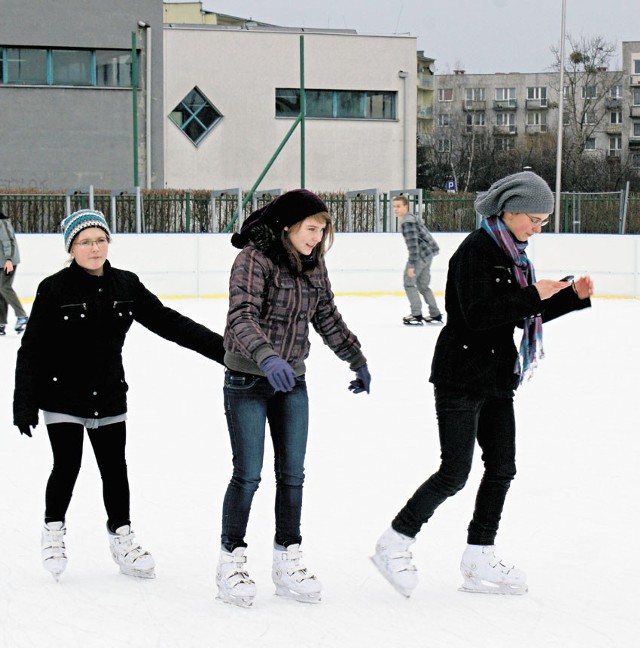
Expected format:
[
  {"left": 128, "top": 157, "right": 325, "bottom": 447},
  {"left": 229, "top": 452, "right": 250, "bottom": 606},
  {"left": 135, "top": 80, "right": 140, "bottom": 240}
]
[{"left": 1, "top": 295, "right": 638, "bottom": 648}]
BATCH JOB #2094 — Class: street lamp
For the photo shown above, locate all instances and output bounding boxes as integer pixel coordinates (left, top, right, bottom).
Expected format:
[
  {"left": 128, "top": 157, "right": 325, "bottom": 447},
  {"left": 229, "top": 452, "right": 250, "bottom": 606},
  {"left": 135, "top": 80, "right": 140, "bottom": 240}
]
[{"left": 554, "top": 0, "right": 567, "bottom": 232}]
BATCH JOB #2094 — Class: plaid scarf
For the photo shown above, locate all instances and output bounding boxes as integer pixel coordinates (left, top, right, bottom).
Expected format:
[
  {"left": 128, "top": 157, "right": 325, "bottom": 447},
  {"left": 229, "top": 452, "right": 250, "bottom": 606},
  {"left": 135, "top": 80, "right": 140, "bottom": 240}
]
[{"left": 481, "top": 215, "right": 543, "bottom": 384}]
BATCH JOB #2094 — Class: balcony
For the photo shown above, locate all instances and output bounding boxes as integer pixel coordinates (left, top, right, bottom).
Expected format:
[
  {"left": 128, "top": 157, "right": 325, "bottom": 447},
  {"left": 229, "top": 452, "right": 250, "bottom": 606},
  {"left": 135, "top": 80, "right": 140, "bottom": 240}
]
[
  {"left": 605, "top": 97, "right": 622, "bottom": 110},
  {"left": 417, "top": 106, "right": 433, "bottom": 119},
  {"left": 525, "top": 124, "right": 548, "bottom": 134},
  {"left": 630, "top": 106, "right": 640, "bottom": 118},
  {"left": 630, "top": 74, "right": 640, "bottom": 87},
  {"left": 629, "top": 137, "right": 640, "bottom": 149},
  {"left": 525, "top": 98, "right": 548, "bottom": 110},
  {"left": 417, "top": 73, "right": 434, "bottom": 89},
  {"left": 492, "top": 99, "right": 517, "bottom": 111},
  {"left": 462, "top": 100, "right": 486, "bottom": 112},
  {"left": 607, "top": 150, "right": 622, "bottom": 160},
  {"left": 605, "top": 124, "right": 623, "bottom": 135},
  {"left": 493, "top": 124, "right": 517, "bottom": 136}
]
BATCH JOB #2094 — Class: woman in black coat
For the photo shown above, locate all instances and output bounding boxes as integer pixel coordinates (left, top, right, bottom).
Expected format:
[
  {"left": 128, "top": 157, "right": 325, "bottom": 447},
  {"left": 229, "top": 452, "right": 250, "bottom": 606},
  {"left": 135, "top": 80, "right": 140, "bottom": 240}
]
[
  {"left": 13, "top": 209, "right": 224, "bottom": 581},
  {"left": 372, "top": 171, "right": 593, "bottom": 597}
]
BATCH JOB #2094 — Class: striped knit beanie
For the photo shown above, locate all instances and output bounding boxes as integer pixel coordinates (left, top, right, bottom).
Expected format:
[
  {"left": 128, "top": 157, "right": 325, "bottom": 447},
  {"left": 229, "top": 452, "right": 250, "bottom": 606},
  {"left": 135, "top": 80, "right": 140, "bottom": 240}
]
[
  {"left": 475, "top": 171, "right": 554, "bottom": 217},
  {"left": 62, "top": 209, "right": 111, "bottom": 252}
]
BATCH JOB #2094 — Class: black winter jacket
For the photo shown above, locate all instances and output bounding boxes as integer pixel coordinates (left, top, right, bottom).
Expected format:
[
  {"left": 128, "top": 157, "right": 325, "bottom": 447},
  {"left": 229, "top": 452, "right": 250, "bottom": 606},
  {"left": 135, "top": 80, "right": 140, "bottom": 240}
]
[
  {"left": 430, "top": 228, "right": 591, "bottom": 397},
  {"left": 13, "top": 260, "right": 224, "bottom": 426}
]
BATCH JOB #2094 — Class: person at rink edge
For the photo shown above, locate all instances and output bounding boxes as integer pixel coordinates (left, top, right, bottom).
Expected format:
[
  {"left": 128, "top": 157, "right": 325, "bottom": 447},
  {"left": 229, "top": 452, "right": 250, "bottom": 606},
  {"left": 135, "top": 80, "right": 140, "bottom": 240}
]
[
  {"left": 0, "top": 211, "right": 29, "bottom": 335},
  {"left": 13, "top": 209, "right": 225, "bottom": 581},
  {"left": 372, "top": 171, "right": 593, "bottom": 597},
  {"left": 217, "top": 189, "right": 371, "bottom": 607},
  {"left": 393, "top": 195, "right": 443, "bottom": 326}
]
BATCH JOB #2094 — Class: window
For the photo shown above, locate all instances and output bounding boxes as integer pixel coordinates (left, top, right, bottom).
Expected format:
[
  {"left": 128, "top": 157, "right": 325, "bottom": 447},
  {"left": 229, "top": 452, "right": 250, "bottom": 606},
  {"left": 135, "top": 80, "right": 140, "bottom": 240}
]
[
  {"left": 169, "top": 87, "right": 222, "bottom": 145},
  {"left": 495, "top": 87, "right": 515, "bottom": 101},
  {"left": 584, "top": 112, "right": 597, "bottom": 125},
  {"left": 610, "top": 111, "right": 622, "bottom": 125},
  {"left": 634, "top": 123, "right": 640, "bottom": 137},
  {"left": 436, "top": 139, "right": 450, "bottom": 152},
  {"left": 634, "top": 59, "right": 640, "bottom": 74},
  {"left": 275, "top": 89, "right": 396, "bottom": 120},
  {"left": 633, "top": 88, "right": 640, "bottom": 106},
  {"left": 437, "top": 114, "right": 450, "bottom": 127},
  {"left": 609, "top": 85, "right": 622, "bottom": 99},
  {"left": 526, "top": 111, "right": 547, "bottom": 126},
  {"left": 632, "top": 152, "right": 640, "bottom": 168},
  {"left": 527, "top": 86, "right": 547, "bottom": 103},
  {"left": 438, "top": 88, "right": 453, "bottom": 102},
  {"left": 465, "top": 88, "right": 485, "bottom": 101},
  {"left": 496, "top": 112, "right": 516, "bottom": 131},
  {"left": 96, "top": 51, "right": 132, "bottom": 87},
  {"left": 6, "top": 48, "right": 47, "bottom": 84},
  {"left": 1, "top": 46, "right": 134, "bottom": 88},
  {"left": 609, "top": 135, "right": 622, "bottom": 156},
  {"left": 585, "top": 137, "right": 596, "bottom": 150},
  {"left": 52, "top": 49, "right": 92, "bottom": 86},
  {"left": 496, "top": 137, "right": 515, "bottom": 151},
  {"left": 582, "top": 85, "right": 597, "bottom": 99},
  {"left": 465, "top": 112, "right": 485, "bottom": 127}
]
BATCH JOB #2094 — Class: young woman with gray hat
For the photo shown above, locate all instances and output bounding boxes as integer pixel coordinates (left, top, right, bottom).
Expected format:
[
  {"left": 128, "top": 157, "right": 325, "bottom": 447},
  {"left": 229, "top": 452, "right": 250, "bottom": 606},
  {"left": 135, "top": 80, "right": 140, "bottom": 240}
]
[
  {"left": 372, "top": 171, "right": 593, "bottom": 597},
  {"left": 216, "top": 189, "right": 371, "bottom": 607},
  {"left": 13, "top": 209, "right": 225, "bottom": 581}
]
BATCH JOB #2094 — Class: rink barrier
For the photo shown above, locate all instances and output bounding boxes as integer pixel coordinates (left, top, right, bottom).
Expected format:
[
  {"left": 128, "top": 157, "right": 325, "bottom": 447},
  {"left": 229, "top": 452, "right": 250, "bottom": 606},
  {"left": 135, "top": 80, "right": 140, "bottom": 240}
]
[{"left": 14, "top": 232, "right": 640, "bottom": 300}]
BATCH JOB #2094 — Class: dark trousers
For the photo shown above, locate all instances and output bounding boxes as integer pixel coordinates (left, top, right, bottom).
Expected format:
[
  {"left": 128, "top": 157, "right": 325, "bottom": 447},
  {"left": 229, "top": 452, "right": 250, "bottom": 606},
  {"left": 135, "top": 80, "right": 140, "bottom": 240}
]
[
  {"left": 392, "top": 386, "right": 517, "bottom": 545},
  {"left": 0, "top": 264, "right": 27, "bottom": 324},
  {"left": 45, "top": 421, "right": 130, "bottom": 531}
]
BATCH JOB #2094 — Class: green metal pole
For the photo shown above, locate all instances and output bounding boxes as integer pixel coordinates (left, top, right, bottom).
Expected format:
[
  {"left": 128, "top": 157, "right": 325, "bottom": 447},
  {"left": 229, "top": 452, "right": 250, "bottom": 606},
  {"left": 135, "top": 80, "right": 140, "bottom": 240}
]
[
  {"left": 300, "top": 35, "right": 306, "bottom": 189},
  {"left": 131, "top": 32, "right": 139, "bottom": 187}
]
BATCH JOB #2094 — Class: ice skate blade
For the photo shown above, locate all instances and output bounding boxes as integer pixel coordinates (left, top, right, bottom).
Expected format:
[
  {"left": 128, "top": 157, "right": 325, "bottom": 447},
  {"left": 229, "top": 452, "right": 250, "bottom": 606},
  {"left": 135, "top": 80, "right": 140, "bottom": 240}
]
[
  {"left": 216, "top": 590, "right": 254, "bottom": 608},
  {"left": 369, "top": 555, "right": 414, "bottom": 599},
  {"left": 118, "top": 565, "right": 156, "bottom": 579},
  {"left": 274, "top": 585, "right": 321, "bottom": 604},
  {"left": 459, "top": 578, "right": 527, "bottom": 596}
]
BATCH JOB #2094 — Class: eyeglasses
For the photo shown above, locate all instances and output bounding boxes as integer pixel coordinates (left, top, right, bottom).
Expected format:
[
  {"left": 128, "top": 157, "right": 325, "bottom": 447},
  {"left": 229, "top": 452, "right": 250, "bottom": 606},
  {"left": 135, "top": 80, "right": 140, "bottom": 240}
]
[
  {"left": 74, "top": 236, "right": 109, "bottom": 248},
  {"left": 525, "top": 214, "right": 550, "bottom": 227}
]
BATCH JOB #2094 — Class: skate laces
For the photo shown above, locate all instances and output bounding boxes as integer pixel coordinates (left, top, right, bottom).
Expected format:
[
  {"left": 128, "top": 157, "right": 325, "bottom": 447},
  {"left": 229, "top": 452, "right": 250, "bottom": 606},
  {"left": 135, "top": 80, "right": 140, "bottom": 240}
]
[{"left": 42, "top": 524, "right": 66, "bottom": 556}]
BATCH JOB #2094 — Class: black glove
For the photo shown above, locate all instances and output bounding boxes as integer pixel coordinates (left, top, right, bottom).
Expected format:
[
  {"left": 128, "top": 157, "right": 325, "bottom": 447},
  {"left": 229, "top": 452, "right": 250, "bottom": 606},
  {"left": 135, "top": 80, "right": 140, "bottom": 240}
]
[
  {"left": 18, "top": 424, "right": 35, "bottom": 437},
  {"left": 349, "top": 364, "right": 371, "bottom": 394},
  {"left": 259, "top": 356, "right": 296, "bottom": 392}
]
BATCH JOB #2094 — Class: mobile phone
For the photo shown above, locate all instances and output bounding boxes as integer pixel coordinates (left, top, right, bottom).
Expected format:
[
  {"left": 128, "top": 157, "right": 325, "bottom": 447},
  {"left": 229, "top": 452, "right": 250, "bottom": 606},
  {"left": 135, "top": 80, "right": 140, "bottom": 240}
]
[{"left": 559, "top": 275, "right": 574, "bottom": 282}]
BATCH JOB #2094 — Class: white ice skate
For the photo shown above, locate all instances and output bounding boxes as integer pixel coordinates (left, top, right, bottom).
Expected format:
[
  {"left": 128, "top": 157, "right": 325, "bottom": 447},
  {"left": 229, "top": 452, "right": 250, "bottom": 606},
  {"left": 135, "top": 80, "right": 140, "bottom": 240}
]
[
  {"left": 41, "top": 521, "right": 68, "bottom": 581},
  {"left": 370, "top": 527, "right": 419, "bottom": 598},
  {"left": 272, "top": 544, "right": 321, "bottom": 603},
  {"left": 216, "top": 547, "right": 256, "bottom": 608},
  {"left": 459, "top": 544, "right": 527, "bottom": 595},
  {"left": 108, "top": 525, "right": 155, "bottom": 579}
]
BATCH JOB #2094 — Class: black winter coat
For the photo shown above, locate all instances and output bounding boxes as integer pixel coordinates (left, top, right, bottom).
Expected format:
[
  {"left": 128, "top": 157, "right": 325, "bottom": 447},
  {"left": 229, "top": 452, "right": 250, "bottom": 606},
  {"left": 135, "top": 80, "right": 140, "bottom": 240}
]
[
  {"left": 430, "top": 228, "right": 591, "bottom": 397},
  {"left": 13, "top": 260, "right": 224, "bottom": 426}
]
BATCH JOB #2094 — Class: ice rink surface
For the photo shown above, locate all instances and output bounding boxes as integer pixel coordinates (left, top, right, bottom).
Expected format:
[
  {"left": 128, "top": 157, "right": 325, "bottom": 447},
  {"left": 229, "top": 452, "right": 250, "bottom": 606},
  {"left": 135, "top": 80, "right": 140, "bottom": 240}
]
[{"left": 1, "top": 295, "right": 638, "bottom": 648}]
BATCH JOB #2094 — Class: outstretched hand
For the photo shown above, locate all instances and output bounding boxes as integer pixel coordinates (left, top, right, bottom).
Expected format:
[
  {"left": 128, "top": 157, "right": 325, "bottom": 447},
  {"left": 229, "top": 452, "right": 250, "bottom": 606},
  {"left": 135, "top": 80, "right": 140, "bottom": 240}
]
[{"left": 349, "top": 364, "right": 371, "bottom": 395}]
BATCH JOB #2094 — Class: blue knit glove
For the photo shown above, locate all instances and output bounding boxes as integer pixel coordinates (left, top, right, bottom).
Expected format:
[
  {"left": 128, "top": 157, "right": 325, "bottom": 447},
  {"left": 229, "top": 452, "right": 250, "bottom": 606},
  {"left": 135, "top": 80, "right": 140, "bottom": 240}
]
[
  {"left": 348, "top": 364, "right": 371, "bottom": 394},
  {"left": 259, "top": 356, "right": 296, "bottom": 392}
]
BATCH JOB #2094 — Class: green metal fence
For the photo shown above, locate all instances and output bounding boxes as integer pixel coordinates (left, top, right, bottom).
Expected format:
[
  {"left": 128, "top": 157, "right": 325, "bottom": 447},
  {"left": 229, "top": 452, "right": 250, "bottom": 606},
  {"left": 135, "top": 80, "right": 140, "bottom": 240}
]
[{"left": 1, "top": 189, "right": 638, "bottom": 235}]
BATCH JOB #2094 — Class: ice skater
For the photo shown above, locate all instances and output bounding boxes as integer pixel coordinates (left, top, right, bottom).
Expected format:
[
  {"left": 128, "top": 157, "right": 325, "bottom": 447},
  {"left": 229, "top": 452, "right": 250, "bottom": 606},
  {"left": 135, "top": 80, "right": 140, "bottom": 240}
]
[
  {"left": 0, "top": 211, "right": 29, "bottom": 335},
  {"left": 216, "top": 189, "right": 371, "bottom": 607},
  {"left": 393, "top": 195, "right": 442, "bottom": 325},
  {"left": 13, "top": 209, "right": 225, "bottom": 581},
  {"left": 372, "top": 171, "right": 593, "bottom": 596}
]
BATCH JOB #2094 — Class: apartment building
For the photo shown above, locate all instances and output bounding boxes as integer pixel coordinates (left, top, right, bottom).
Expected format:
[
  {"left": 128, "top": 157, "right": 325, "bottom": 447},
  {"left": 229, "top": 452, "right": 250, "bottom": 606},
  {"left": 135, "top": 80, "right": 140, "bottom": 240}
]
[{"left": 431, "top": 41, "right": 640, "bottom": 170}]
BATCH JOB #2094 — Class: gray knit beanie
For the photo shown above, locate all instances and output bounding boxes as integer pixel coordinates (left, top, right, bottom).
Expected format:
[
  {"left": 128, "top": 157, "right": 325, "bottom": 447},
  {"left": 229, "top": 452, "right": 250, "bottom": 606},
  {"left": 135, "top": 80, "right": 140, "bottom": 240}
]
[{"left": 475, "top": 171, "right": 554, "bottom": 217}]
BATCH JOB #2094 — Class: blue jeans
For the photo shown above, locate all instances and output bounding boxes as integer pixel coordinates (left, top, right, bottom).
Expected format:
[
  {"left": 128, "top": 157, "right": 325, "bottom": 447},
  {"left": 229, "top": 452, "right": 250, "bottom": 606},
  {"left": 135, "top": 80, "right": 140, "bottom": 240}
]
[
  {"left": 392, "top": 386, "right": 517, "bottom": 545},
  {"left": 221, "top": 370, "right": 309, "bottom": 552}
]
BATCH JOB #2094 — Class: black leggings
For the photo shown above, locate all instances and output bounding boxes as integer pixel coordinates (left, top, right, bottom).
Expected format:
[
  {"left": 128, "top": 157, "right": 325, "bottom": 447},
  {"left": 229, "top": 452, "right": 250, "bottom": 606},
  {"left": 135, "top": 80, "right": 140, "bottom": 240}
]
[{"left": 45, "top": 421, "right": 130, "bottom": 531}]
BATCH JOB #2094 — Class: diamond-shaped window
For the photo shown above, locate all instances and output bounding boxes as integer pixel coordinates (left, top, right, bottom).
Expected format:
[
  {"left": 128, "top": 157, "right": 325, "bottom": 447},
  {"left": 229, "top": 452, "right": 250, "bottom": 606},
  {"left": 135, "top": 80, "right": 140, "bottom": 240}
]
[{"left": 169, "top": 87, "right": 222, "bottom": 145}]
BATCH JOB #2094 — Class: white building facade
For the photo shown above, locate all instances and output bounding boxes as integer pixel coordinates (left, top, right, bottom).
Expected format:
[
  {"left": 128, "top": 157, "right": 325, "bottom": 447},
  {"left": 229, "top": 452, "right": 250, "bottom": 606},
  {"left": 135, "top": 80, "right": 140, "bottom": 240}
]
[{"left": 163, "top": 25, "right": 417, "bottom": 192}]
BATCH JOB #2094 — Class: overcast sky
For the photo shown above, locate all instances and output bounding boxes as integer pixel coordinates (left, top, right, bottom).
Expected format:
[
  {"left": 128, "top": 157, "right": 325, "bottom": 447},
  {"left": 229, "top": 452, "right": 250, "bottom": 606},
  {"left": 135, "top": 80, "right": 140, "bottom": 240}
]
[{"left": 202, "top": 0, "right": 637, "bottom": 74}]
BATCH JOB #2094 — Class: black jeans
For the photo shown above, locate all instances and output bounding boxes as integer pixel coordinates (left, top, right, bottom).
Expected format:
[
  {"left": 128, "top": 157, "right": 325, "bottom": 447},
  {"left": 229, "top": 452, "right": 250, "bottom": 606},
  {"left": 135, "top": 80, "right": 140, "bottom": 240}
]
[
  {"left": 45, "top": 421, "right": 130, "bottom": 531},
  {"left": 392, "top": 386, "right": 517, "bottom": 545}
]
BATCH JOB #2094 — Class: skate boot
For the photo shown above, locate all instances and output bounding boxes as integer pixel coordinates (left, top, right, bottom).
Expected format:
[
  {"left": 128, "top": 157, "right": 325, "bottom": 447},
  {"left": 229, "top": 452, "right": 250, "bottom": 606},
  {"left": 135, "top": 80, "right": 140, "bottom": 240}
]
[
  {"left": 15, "top": 316, "right": 28, "bottom": 333},
  {"left": 459, "top": 544, "right": 527, "bottom": 595},
  {"left": 272, "top": 544, "right": 321, "bottom": 603},
  {"left": 41, "top": 521, "right": 68, "bottom": 581},
  {"left": 424, "top": 314, "right": 443, "bottom": 325},
  {"left": 108, "top": 525, "right": 155, "bottom": 579},
  {"left": 402, "top": 314, "right": 423, "bottom": 326},
  {"left": 216, "top": 547, "right": 256, "bottom": 608},
  {"left": 371, "top": 526, "right": 418, "bottom": 597}
]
